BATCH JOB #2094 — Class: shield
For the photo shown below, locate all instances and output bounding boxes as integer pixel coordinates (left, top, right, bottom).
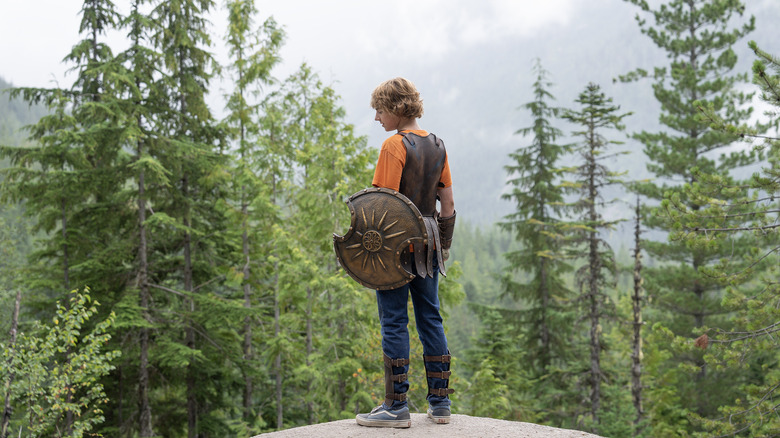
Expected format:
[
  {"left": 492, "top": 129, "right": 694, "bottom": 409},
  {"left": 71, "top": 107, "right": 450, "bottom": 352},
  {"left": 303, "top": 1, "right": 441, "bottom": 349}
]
[{"left": 333, "top": 188, "right": 427, "bottom": 290}]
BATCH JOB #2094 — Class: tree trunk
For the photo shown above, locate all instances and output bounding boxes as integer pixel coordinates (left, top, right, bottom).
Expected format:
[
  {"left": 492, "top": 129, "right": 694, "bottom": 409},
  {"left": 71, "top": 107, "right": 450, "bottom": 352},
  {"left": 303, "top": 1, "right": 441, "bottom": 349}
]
[
  {"left": 306, "top": 287, "right": 314, "bottom": 425},
  {"left": 137, "top": 138, "right": 154, "bottom": 437},
  {"left": 588, "top": 239, "right": 601, "bottom": 429},
  {"left": 631, "top": 197, "right": 645, "bottom": 429},
  {"left": 587, "top": 134, "right": 600, "bottom": 429},
  {"left": 1, "top": 290, "right": 21, "bottom": 438},
  {"left": 539, "top": 257, "right": 550, "bottom": 373},
  {"left": 240, "top": 90, "right": 254, "bottom": 420},
  {"left": 275, "top": 291, "right": 283, "bottom": 429},
  {"left": 182, "top": 172, "right": 198, "bottom": 438},
  {"left": 242, "top": 216, "right": 253, "bottom": 421},
  {"left": 61, "top": 198, "right": 75, "bottom": 436}
]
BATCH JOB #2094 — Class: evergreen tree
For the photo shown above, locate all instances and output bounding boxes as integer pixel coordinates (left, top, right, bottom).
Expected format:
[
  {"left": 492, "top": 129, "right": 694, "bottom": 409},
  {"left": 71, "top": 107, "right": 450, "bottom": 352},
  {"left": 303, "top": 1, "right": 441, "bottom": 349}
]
[
  {"left": 663, "top": 42, "right": 780, "bottom": 436},
  {"left": 145, "top": 1, "right": 236, "bottom": 435},
  {"left": 222, "top": 0, "right": 283, "bottom": 429},
  {"left": 621, "top": 0, "right": 761, "bottom": 425},
  {"left": 462, "top": 306, "right": 537, "bottom": 422},
  {"left": 117, "top": 2, "right": 159, "bottom": 434},
  {"left": 495, "top": 60, "right": 578, "bottom": 425},
  {"left": 561, "top": 82, "right": 630, "bottom": 432}
]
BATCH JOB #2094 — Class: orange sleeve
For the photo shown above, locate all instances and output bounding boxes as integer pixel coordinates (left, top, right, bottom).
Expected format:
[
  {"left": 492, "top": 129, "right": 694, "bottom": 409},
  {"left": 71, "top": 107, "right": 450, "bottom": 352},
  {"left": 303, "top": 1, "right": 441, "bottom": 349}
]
[
  {"left": 439, "top": 154, "right": 453, "bottom": 188},
  {"left": 372, "top": 134, "right": 406, "bottom": 190}
]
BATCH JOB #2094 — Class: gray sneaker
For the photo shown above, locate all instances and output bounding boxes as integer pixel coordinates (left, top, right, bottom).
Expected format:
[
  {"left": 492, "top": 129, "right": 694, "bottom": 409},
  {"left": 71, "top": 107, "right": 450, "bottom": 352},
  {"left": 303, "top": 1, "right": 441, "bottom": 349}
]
[
  {"left": 427, "top": 406, "right": 451, "bottom": 424},
  {"left": 356, "top": 404, "right": 411, "bottom": 428}
]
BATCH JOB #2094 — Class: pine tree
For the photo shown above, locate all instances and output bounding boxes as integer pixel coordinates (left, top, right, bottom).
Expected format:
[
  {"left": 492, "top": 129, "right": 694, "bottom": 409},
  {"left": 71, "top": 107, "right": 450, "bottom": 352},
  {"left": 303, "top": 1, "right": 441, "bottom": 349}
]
[
  {"left": 114, "top": 1, "right": 166, "bottom": 434},
  {"left": 495, "top": 60, "right": 578, "bottom": 425},
  {"left": 500, "top": 60, "right": 573, "bottom": 374},
  {"left": 663, "top": 42, "right": 780, "bottom": 436},
  {"left": 561, "top": 82, "right": 630, "bottom": 431},
  {"left": 146, "top": 1, "right": 233, "bottom": 435},
  {"left": 222, "top": 0, "right": 283, "bottom": 428},
  {"left": 621, "top": 0, "right": 761, "bottom": 424}
]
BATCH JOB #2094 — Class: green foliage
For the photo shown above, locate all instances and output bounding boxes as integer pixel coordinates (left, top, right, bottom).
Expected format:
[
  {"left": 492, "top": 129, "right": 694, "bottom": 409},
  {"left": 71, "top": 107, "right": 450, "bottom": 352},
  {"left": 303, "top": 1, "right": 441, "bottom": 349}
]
[
  {"left": 661, "top": 42, "right": 780, "bottom": 437},
  {"left": 0, "top": 289, "right": 119, "bottom": 437},
  {"left": 560, "top": 82, "right": 631, "bottom": 432},
  {"left": 621, "top": 0, "right": 763, "bottom": 432},
  {"left": 1, "top": 0, "right": 777, "bottom": 436},
  {"left": 498, "top": 59, "right": 576, "bottom": 382}
]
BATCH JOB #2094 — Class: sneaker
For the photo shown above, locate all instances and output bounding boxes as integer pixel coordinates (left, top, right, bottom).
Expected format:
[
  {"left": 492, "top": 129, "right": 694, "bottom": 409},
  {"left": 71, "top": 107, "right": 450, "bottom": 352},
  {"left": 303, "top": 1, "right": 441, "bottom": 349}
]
[
  {"left": 427, "top": 406, "right": 451, "bottom": 424},
  {"left": 356, "top": 404, "right": 411, "bottom": 428}
]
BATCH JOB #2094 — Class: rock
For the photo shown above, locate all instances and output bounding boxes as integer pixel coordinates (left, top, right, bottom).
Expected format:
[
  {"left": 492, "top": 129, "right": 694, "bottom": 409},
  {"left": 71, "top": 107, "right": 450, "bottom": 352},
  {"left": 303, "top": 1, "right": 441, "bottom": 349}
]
[{"left": 253, "top": 414, "right": 604, "bottom": 438}]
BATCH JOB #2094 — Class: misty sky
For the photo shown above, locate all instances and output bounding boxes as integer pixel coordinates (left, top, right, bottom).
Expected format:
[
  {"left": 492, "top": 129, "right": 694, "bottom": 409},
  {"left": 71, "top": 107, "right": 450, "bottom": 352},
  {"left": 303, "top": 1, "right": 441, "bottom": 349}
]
[{"left": 2, "top": 0, "right": 778, "bottom": 224}]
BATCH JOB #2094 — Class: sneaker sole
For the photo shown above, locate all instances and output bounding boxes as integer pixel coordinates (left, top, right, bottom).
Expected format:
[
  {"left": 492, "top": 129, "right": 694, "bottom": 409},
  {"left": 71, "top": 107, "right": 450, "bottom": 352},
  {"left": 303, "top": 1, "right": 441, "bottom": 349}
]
[
  {"left": 427, "top": 412, "right": 450, "bottom": 424},
  {"left": 356, "top": 416, "right": 412, "bottom": 428}
]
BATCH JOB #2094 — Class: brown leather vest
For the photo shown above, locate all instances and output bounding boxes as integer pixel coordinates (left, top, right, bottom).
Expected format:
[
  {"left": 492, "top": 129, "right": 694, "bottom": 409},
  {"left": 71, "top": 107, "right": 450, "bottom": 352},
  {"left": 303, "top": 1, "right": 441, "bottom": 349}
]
[
  {"left": 398, "top": 132, "right": 446, "bottom": 216},
  {"left": 397, "top": 131, "right": 448, "bottom": 278}
]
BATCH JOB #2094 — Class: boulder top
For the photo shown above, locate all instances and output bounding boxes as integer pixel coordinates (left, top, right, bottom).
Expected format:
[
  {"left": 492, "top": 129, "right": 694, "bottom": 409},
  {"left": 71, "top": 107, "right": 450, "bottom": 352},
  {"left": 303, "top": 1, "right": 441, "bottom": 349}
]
[{"left": 253, "top": 413, "right": 604, "bottom": 438}]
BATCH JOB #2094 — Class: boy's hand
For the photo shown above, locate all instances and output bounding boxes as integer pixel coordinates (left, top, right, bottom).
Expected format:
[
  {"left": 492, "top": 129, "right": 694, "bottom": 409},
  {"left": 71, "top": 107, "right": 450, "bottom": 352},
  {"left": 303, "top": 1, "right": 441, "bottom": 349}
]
[{"left": 441, "top": 248, "right": 450, "bottom": 262}]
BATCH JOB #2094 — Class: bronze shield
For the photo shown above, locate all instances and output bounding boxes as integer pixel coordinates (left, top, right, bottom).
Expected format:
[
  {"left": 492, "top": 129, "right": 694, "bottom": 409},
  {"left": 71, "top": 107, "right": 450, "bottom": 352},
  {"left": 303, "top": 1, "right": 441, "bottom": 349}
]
[{"left": 333, "top": 188, "right": 427, "bottom": 290}]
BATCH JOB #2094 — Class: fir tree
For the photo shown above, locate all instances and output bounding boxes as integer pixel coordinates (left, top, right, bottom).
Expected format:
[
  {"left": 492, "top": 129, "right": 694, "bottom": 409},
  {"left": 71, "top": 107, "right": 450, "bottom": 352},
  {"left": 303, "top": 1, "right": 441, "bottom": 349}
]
[
  {"left": 663, "top": 42, "right": 780, "bottom": 436},
  {"left": 496, "top": 60, "right": 578, "bottom": 426},
  {"left": 621, "top": 0, "right": 761, "bottom": 424},
  {"left": 146, "top": 0, "right": 233, "bottom": 435},
  {"left": 561, "top": 82, "right": 630, "bottom": 431},
  {"left": 222, "top": 0, "right": 283, "bottom": 428},
  {"left": 500, "top": 60, "right": 573, "bottom": 375}
]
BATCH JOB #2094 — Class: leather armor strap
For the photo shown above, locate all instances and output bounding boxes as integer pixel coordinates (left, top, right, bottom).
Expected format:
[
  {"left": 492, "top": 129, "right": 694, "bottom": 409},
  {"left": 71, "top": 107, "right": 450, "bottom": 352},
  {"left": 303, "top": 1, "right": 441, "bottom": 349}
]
[
  {"left": 429, "top": 388, "right": 455, "bottom": 397},
  {"left": 431, "top": 216, "right": 445, "bottom": 277},
  {"left": 423, "top": 354, "right": 451, "bottom": 363},
  {"left": 387, "top": 392, "right": 407, "bottom": 402},
  {"left": 384, "top": 356, "right": 410, "bottom": 367},
  {"left": 391, "top": 373, "right": 408, "bottom": 382},
  {"left": 426, "top": 370, "right": 451, "bottom": 379}
]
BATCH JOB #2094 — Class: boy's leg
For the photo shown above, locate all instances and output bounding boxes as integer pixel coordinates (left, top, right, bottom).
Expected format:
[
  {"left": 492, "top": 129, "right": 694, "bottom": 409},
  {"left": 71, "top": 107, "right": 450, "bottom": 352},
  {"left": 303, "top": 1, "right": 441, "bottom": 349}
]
[
  {"left": 408, "top": 262, "right": 453, "bottom": 423},
  {"left": 356, "top": 285, "right": 412, "bottom": 428}
]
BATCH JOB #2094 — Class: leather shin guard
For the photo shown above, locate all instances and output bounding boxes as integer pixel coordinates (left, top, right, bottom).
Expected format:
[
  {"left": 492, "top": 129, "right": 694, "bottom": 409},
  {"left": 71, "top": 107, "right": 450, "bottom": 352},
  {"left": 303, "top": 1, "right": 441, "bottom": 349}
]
[
  {"left": 423, "top": 353, "right": 455, "bottom": 398},
  {"left": 383, "top": 353, "right": 410, "bottom": 407}
]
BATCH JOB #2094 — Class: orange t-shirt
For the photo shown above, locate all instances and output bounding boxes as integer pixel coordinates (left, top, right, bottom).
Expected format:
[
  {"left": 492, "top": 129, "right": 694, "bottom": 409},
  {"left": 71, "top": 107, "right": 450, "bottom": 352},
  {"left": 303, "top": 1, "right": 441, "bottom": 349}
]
[{"left": 371, "top": 129, "right": 453, "bottom": 191}]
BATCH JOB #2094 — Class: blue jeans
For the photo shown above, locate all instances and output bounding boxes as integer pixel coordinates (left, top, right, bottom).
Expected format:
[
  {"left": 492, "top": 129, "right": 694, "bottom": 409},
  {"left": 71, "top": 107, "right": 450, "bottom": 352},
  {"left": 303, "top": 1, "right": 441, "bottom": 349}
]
[{"left": 376, "top": 255, "right": 451, "bottom": 409}]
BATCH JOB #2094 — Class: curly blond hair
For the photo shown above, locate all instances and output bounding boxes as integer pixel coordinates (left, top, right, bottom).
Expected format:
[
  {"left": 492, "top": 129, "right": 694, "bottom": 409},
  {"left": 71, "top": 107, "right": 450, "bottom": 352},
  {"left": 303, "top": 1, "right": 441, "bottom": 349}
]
[{"left": 370, "top": 77, "right": 424, "bottom": 119}]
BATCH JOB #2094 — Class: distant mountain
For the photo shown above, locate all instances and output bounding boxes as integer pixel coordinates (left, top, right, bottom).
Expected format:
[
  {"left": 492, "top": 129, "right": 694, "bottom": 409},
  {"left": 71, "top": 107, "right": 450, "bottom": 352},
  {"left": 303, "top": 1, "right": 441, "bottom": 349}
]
[
  {"left": 410, "top": 0, "right": 780, "bottom": 226},
  {"left": 0, "top": 76, "right": 48, "bottom": 146}
]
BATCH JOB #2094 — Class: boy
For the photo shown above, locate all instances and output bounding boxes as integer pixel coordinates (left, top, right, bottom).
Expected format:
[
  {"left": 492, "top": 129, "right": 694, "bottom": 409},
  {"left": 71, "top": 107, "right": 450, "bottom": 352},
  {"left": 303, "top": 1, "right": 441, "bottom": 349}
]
[{"left": 356, "top": 77, "right": 456, "bottom": 428}]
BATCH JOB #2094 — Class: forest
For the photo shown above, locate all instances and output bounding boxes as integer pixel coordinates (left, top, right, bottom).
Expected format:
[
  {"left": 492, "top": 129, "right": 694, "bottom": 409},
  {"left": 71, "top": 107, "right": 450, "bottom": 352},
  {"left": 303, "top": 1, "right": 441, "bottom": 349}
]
[{"left": 1, "top": 0, "right": 779, "bottom": 437}]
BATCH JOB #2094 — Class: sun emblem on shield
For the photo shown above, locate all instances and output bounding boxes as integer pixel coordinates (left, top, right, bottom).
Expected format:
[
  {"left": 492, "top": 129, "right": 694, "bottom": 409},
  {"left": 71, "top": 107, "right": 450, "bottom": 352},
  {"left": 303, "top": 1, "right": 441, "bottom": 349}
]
[{"left": 346, "top": 208, "right": 405, "bottom": 272}]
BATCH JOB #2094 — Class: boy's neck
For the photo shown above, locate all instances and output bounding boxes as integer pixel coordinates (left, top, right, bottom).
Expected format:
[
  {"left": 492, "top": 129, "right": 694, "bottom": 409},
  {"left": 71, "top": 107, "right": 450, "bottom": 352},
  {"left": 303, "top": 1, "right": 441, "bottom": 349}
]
[{"left": 397, "top": 118, "right": 421, "bottom": 132}]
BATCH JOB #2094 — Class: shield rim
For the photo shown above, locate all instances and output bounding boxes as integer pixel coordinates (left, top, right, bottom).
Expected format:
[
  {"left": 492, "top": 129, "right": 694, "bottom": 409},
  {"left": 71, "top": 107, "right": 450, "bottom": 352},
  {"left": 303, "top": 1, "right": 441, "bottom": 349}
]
[{"left": 333, "top": 187, "right": 426, "bottom": 290}]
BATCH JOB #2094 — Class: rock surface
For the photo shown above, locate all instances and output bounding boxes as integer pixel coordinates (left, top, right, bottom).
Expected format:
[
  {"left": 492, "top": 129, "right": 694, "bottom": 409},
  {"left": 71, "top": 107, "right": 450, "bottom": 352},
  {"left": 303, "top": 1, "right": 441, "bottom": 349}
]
[{"left": 253, "top": 414, "right": 603, "bottom": 437}]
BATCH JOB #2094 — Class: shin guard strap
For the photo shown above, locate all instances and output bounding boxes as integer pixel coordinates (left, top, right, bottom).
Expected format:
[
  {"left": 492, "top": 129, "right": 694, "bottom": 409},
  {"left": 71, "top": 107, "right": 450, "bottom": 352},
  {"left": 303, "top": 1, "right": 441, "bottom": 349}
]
[
  {"left": 423, "top": 354, "right": 451, "bottom": 363},
  {"left": 429, "top": 387, "right": 455, "bottom": 397},
  {"left": 426, "top": 370, "right": 452, "bottom": 379}
]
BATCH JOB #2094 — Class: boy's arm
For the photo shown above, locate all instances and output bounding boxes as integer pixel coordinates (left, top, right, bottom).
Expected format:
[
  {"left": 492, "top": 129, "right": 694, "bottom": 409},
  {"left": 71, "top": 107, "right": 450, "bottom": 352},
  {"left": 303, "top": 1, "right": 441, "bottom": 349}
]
[{"left": 437, "top": 186, "right": 455, "bottom": 218}]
